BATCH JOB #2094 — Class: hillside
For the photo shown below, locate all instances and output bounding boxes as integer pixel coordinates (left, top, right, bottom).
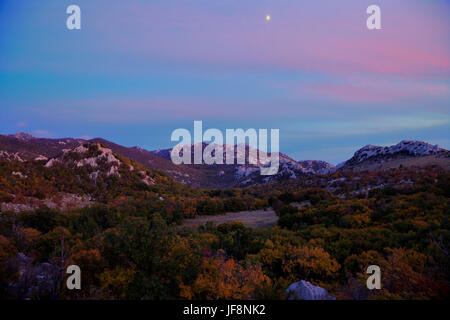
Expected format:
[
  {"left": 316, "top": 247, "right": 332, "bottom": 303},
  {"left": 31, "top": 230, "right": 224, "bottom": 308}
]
[
  {"left": 0, "top": 134, "right": 336, "bottom": 188},
  {"left": 337, "top": 140, "right": 449, "bottom": 171},
  {"left": 0, "top": 142, "right": 198, "bottom": 213},
  {"left": 0, "top": 136, "right": 449, "bottom": 300},
  {"left": 1, "top": 134, "right": 449, "bottom": 189},
  {"left": 0, "top": 160, "right": 448, "bottom": 300},
  {"left": 152, "top": 143, "right": 335, "bottom": 187}
]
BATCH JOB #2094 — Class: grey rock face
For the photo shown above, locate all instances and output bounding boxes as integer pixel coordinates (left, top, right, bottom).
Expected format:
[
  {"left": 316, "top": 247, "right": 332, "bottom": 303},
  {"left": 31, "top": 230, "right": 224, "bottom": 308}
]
[
  {"left": 8, "top": 253, "right": 61, "bottom": 299},
  {"left": 286, "top": 280, "right": 336, "bottom": 300}
]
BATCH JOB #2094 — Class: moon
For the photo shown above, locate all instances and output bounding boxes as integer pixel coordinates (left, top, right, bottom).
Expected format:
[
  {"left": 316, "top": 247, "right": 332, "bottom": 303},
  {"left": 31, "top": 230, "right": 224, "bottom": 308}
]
[{"left": 266, "top": 14, "right": 271, "bottom": 21}]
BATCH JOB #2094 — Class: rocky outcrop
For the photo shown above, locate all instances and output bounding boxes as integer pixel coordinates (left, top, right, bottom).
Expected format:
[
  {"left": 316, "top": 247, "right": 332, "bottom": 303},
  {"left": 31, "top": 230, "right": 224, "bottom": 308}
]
[
  {"left": 286, "top": 280, "right": 336, "bottom": 300},
  {"left": 0, "top": 150, "right": 24, "bottom": 162},
  {"left": 336, "top": 140, "right": 448, "bottom": 171},
  {"left": 1, "top": 193, "right": 93, "bottom": 213},
  {"left": 7, "top": 253, "right": 61, "bottom": 299}
]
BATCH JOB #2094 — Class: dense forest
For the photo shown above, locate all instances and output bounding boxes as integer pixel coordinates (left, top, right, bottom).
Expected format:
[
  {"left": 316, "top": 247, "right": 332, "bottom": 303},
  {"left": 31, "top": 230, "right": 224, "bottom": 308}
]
[{"left": 0, "top": 148, "right": 449, "bottom": 299}]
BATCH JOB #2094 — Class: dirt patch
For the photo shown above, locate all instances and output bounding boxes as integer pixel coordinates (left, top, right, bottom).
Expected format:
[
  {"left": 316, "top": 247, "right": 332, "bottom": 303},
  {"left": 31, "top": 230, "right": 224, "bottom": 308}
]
[{"left": 182, "top": 209, "right": 278, "bottom": 229}]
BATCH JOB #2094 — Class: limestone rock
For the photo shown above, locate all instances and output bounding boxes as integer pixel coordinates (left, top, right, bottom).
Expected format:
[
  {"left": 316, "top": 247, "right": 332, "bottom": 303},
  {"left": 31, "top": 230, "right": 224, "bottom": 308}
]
[{"left": 286, "top": 280, "right": 336, "bottom": 300}]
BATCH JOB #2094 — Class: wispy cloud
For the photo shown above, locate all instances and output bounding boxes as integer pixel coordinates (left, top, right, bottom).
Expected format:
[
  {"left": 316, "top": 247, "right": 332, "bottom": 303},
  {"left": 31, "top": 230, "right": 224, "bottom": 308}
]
[
  {"left": 283, "top": 115, "right": 450, "bottom": 138},
  {"left": 0, "top": 0, "right": 448, "bottom": 163},
  {"left": 32, "top": 129, "right": 52, "bottom": 138},
  {"left": 303, "top": 78, "right": 450, "bottom": 103},
  {"left": 16, "top": 121, "right": 27, "bottom": 128}
]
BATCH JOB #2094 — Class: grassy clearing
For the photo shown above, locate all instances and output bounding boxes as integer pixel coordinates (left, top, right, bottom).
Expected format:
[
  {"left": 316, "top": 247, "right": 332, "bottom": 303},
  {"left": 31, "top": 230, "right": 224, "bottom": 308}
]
[{"left": 182, "top": 209, "right": 278, "bottom": 229}]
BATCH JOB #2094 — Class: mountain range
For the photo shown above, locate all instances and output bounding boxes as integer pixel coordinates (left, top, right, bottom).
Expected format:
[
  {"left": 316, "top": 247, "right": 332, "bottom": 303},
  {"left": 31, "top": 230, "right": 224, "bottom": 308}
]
[{"left": 0, "top": 132, "right": 448, "bottom": 188}]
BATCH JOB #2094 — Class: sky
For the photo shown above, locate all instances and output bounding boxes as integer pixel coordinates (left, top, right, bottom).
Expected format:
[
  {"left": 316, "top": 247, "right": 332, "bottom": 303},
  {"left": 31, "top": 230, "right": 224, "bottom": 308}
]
[{"left": 0, "top": 0, "right": 449, "bottom": 164}]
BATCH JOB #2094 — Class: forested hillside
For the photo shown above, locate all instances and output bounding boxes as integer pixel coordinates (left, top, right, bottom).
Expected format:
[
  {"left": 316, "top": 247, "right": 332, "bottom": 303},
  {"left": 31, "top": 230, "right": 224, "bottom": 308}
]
[{"left": 0, "top": 144, "right": 448, "bottom": 299}]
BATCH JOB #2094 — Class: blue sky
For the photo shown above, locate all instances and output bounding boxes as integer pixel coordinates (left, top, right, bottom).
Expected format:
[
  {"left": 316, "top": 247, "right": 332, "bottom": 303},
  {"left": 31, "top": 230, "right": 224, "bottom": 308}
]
[{"left": 0, "top": 0, "right": 449, "bottom": 164}]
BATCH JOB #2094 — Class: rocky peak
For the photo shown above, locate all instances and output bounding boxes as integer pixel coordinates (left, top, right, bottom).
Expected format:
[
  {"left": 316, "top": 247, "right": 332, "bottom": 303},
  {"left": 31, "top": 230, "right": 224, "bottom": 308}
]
[
  {"left": 8, "top": 132, "right": 38, "bottom": 141},
  {"left": 340, "top": 140, "right": 446, "bottom": 169},
  {"left": 298, "top": 160, "right": 335, "bottom": 174},
  {"left": 44, "top": 143, "right": 123, "bottom": 175}
]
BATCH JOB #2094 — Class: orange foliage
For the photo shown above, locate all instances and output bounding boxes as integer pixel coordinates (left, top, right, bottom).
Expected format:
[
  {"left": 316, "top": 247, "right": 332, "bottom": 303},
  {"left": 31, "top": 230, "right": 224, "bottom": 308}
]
[{"left": 180, "top": 254, "right": 271, "bottom": 300}]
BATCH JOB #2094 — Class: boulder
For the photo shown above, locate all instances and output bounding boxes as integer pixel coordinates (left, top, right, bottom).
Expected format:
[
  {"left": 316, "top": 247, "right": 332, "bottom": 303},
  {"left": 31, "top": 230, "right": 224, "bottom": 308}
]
[
  {"left": 8, "top": 253, "right": 61, "bottom": 299},
  {"left": 286, "top": 280, "right": 336, "bottom": 300}
]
